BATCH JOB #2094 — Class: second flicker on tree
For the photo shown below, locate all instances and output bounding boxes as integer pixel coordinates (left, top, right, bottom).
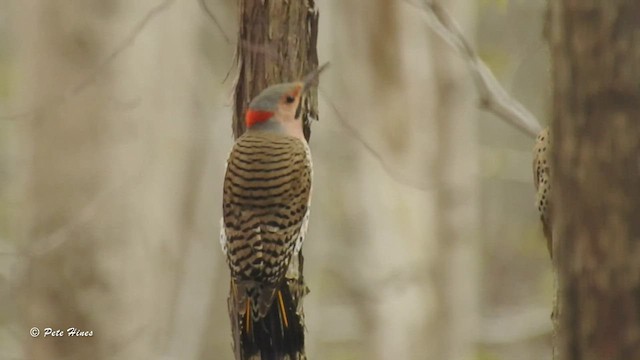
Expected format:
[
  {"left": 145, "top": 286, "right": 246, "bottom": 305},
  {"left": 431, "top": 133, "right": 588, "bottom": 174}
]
[{"left": 533, "top": 127, "right": 552, "bottom": 258}]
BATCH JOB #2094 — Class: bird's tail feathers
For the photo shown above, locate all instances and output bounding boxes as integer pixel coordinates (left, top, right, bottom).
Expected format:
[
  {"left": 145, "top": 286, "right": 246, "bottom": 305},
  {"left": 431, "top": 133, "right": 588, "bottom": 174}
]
[{"left": 234, "top": 281, "right": 304, "bottom": 359}]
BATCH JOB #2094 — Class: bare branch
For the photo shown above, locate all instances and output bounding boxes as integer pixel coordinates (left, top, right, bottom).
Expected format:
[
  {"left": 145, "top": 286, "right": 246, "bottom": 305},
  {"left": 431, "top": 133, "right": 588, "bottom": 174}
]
[
  {"left": 323, "top": 0, "right": 545, "bottom": 193},
  {"left": 479, "top": 307, "right": 553, "bottom": 344},
  {"left": 406, "top": 0, "right": 543, "bottom": 139},
  {"left": 1, "top": 0, "right": 177, "bottom": 120}
]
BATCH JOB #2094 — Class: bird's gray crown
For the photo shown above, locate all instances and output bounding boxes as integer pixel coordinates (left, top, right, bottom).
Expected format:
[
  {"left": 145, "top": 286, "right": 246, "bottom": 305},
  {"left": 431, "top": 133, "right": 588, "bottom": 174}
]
[{"left": 248, "top": 83, "right": 299, "bottom": 111}]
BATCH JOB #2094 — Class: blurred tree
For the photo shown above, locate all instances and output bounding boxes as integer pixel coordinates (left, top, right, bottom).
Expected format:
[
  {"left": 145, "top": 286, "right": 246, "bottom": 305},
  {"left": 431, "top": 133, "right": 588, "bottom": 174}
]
[
  {"left": 550, "top": 1, "right": 640, "bottom": 359},
  {"left": 430, "top": 1, "right": 480, "bottom": 359},
  {"left": 315, "top": 1, "right": 479, "bottom": 359},
  {"left": 13, "top": 1, "right": 203, "bottom": 359}
]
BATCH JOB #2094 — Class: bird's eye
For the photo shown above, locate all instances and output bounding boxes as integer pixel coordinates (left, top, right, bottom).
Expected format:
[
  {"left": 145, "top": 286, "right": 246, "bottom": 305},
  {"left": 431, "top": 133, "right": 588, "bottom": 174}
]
[{"left": 285, "top": 95, "right": 295, "bottom": 104}]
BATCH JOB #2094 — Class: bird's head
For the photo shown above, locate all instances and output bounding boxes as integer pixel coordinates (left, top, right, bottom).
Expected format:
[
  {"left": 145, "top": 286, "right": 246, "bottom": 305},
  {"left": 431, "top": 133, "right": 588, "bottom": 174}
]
[{"left": 245, "top": 63, "right": 329, "bottom": 134}]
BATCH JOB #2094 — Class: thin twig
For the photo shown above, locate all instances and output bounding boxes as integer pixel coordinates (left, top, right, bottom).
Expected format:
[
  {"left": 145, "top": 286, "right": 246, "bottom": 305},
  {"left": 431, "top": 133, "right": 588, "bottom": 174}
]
[
  {"left": 406, "top": 0, "right": 543, "bottom": 139},
  {"left": 199, "top": 0, "right": 231, "bottom": 44},
  {"left": 1, "top": 0, "right": 173, "bottom": 256},
  {"left": 199, "top": 0, "right": 285, "bottom": 84},
  {"left": 26, "top": 168, "right": 146, "bottom": 258},
  {"left": 70, "top": 0, "right": 176, "bottom": 96},
  {"left": 320, "top": 88, "right": 433, "bottom": 192},
  {"left": 0, "top": 0, "right": 177, "bottom": 120}
]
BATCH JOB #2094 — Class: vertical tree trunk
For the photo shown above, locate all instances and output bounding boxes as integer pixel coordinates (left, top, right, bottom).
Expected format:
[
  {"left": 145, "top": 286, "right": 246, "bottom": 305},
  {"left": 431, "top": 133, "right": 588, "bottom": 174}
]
[
  {"left": 329, "top": 0, "right": 436, "bottom": 357},
  {"left": 17, "top": 4, "right": 113, "bottom": 358},
  {"left": 550, "top": 1, "right": 640, "bottom": 359},
  {"left": 15, "top": 1, "right": 201, "bottom": 359},
  {"left": 230, "top": 1, "right": 320, "bottom": 359},
  {"left": 233, "top": 1, "right": 319, "bottom": 142},
  {"left": 316, "top": 1, "right": 478, "bottom": 358},
  {"left": 430, "top": 1, "right": 479, "bottom": 359}
]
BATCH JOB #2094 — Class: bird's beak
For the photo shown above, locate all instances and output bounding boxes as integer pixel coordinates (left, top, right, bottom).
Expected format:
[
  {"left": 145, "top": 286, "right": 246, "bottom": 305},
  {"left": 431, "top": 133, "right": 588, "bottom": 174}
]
[{"left": 302, "top": 62, "right": 330, "bottom": 93}]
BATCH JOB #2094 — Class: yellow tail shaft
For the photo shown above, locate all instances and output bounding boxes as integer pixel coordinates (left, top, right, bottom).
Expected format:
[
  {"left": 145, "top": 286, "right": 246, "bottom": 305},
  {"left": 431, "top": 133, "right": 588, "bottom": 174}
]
[
  {"left": 245, "top": 299, "right": 251, "bottom": 335},
  {"left": 235, "top": 284, "right": 304, "bottom": 357},
  {"left": 277, "top": 290, "right": 289, "bottom": 328}
]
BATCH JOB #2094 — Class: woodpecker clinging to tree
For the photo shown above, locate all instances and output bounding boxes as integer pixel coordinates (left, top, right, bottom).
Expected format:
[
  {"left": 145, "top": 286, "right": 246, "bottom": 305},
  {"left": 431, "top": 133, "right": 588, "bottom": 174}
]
[
  {"left": 220, "top": 63, "right": 328, "bottom": 358},
  {"left": 533, "top": 127, "right": 552, "bottom": 258}
]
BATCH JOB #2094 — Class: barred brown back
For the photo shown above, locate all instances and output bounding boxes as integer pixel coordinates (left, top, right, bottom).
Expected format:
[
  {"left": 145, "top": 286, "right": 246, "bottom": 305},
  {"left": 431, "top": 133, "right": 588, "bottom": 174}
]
[{"left": 223, "top": 130, "right": 312, "bottom": 285}]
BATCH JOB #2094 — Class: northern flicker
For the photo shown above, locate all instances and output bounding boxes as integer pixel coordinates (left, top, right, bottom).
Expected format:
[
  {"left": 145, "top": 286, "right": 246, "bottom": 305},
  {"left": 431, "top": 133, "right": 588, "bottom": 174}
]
[
  {"left": 220, "top": 63, "right": 328, "bottom": 358},
  {"left": 533, "top": 127, "right": 552, "bottom": 257}
]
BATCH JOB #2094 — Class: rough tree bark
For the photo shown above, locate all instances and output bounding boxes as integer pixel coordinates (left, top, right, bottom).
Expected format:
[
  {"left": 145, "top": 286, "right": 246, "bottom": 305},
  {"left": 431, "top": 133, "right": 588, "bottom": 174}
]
[
  {"left": 233, "top": 1, "right": 319, "bottom": 142},
  {"left": 549, "top": 1, "right": 640, "bottom": 359},
  {"left": 229, "top": 1, "right": 319, "bottom": 359}
]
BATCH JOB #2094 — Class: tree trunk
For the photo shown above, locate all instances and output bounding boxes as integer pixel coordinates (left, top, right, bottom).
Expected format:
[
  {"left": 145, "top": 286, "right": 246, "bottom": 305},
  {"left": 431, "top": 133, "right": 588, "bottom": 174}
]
[
  {"left": 233, "top": 1, "right": 320, "bottom": 142},
  {"left": 229, "top": 1, "right": 320, "bottom": 359},
  {"left": 15, "top": 1, "right": 201, "bottom": 359},
  {"left": 549, "top": 1, "right": 640, "bottom": 359},
  {"left": 313, "top": 0, "right": 478, "bottom": 359},
  {"left": 430, "top": 1, "right": 479, "bottom": 359}
]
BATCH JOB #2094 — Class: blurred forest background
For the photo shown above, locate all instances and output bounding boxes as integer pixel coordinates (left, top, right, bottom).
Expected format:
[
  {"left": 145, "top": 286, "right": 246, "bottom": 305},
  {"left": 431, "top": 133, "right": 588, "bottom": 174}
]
[{"left": 0, "top": 0, "right": 552, "bottom": 359}]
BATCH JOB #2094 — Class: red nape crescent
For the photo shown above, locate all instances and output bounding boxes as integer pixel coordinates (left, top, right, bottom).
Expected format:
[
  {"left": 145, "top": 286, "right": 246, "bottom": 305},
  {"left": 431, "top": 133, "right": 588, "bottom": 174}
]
[{"left": 245, "top": 110, "right": 274, "bottom": 128}]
